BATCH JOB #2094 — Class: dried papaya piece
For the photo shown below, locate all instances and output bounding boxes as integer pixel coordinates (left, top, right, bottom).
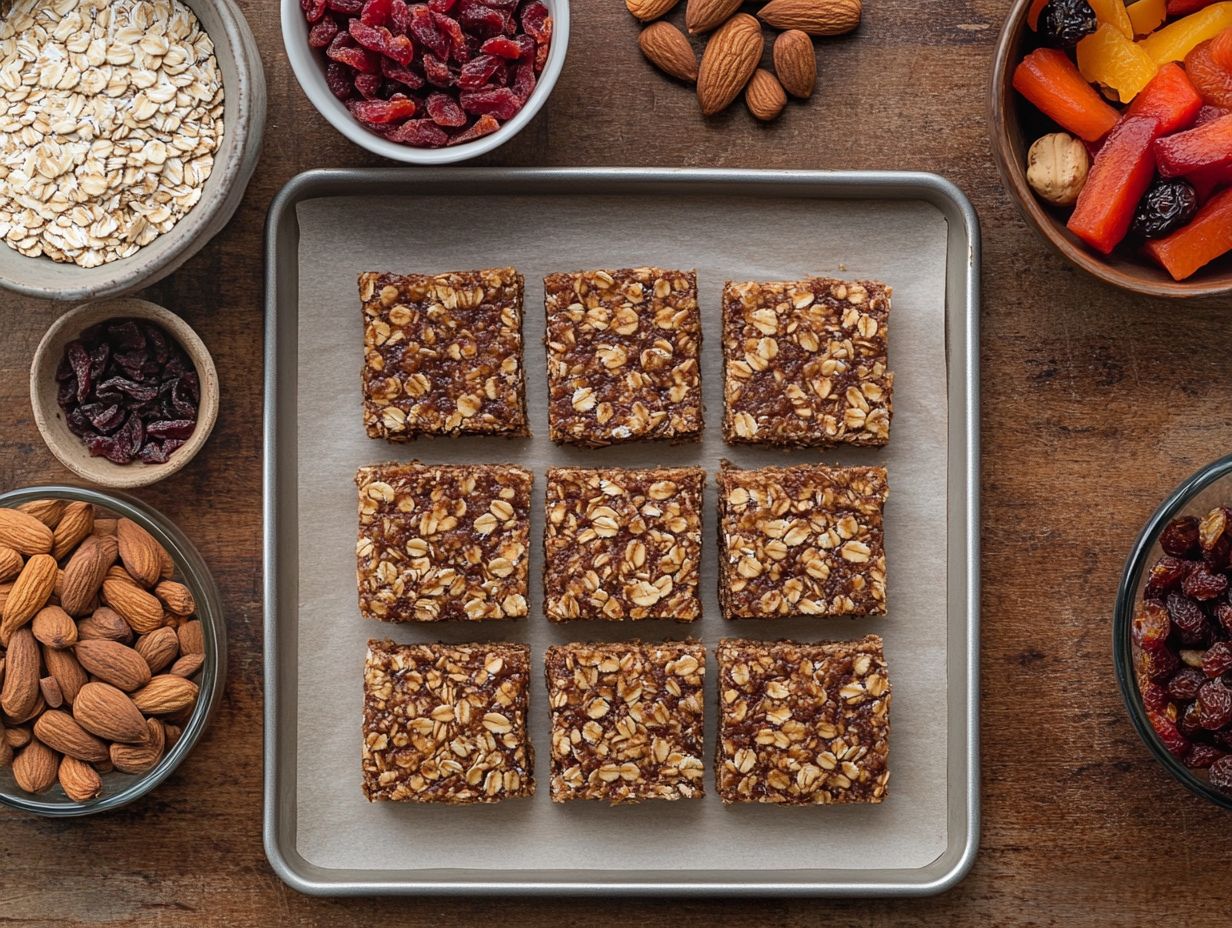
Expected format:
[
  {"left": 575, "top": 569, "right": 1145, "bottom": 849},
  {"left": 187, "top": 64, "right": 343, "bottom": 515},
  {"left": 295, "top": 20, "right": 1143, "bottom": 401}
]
[
  {"left": 1068, "top": 116, "right": 1161, "bottom": 253},
  {"left": 1154, "top": 111, "right": 1232, "bottom": 175},
  {"left": 1089, "top": 0, "right": 1135, "bottom": 37},
  {"left": 1126, "top": 61, "right": 1204, "bottom": 131},
  {"left": 1128, "top": 0, "right": 1167, "bottom": 35},
  {"left": 1141, "top": 1, "right": 1232, "bottom": 62},
  {"left": 1013, "top": 47, "right": 1121, "bottom": 140},
  {"left": 1144, "top": 187, "right": 1232, "bottom": 278},
  {"left": 1078, "top": 23, "right": 1159, "bottom": 101}
]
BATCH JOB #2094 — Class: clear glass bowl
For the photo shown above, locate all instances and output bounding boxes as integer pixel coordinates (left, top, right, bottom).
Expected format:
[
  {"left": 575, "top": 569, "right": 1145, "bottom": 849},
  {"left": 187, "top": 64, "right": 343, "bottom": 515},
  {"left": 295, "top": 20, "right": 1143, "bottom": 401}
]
[
  {"left": 1114, "top": 455, "right": 1232, "bottom": 810},
  {"left": 0, "top": 485, "right": 226, "bottom": 816}
]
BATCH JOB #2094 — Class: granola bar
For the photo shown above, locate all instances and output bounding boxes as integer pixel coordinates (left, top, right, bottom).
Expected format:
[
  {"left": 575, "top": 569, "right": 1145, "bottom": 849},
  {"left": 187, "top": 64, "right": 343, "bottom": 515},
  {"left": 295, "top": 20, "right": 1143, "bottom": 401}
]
[
  {"left": 543, "top": 466, "right": 704, "bottom": 622},
  {"left": 359, "top": 268, "right": 528, "bottom": 440},
  {"left": 717, "top": 462, "right": 888, "bottom": 618},
  {"left": 356, "top": 462, "right": 531, "bottom": 622},
  {"left": 545, "top": 641, "right": 706, "bottom": 802},
  {"left": 715, "top": 636, "right": 890, "bottom": 805},
  {"left": 362, "top": 640, "right": 535, "bottom": 803},
  {"left": 544, "top": 267, "right": 702, "bottom": 447},
  {"left": 722, "top": 278, "right": 892, "bottom": 447}
]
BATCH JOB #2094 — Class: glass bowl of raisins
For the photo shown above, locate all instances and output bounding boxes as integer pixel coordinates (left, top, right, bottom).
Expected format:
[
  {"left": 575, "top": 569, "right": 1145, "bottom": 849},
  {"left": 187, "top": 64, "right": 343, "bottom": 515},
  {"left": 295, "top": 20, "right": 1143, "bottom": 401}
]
[{"left": 1115, "top": 454, "right": 1232, "bottom": 808}]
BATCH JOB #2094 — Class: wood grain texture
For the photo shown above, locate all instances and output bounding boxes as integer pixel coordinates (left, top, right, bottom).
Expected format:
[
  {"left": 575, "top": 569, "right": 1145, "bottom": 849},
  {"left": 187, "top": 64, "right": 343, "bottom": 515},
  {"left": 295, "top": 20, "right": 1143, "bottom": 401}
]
[{"left": 1, "top": 0, "right": 1230, "bottom": 924}]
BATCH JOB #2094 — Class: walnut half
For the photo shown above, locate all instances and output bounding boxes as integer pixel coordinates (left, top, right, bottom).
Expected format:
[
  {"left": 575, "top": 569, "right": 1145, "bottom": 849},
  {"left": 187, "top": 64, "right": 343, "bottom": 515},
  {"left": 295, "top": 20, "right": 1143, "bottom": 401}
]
[{"left": 1026, "top": 132, "right": 1091, "bottom": 208}]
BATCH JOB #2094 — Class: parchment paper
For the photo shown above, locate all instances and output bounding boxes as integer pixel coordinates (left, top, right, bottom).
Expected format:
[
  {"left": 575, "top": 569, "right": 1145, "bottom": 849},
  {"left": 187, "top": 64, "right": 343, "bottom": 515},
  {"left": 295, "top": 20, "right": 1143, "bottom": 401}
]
[{"left": 291, "top": 191, "right": 951, "bottom": 874}]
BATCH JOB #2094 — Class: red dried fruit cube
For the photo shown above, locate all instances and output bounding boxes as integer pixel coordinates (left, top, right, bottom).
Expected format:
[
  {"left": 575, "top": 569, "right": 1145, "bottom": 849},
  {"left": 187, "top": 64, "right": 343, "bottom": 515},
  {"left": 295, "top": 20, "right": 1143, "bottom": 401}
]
[
  {"left": 426, "top": 92, "right": 467, "bottom": 126},
  {"left": 381, "top": 57, "right": 426, "bottom": 88},
  {"left": 448, "top": 114, "right": 500, "bottom": 144},
  {"left": 309, "top": 16, "right": 341, "bottom": 48},
  {"left": 354, "top": 72, "right": 384, "bottom": 98},
  {"left": 481, "top": 35, "right": 523, "bottom": 57},
  {"left": 1149, "top": 707, "right": 1192, "bottom": 757},
  {"left": 303, "top": 0, "right": 328, "bottom": 22},
  {"left": 386, "top": 117, "right": 449, "bottom": 146},
  {"left": 352, "top": 97, "right": 418, "bottom": 123},
  {"left": 1204, "top": 640, "right": 1232, "bottom": 677},
  {"left": 410, "top": 5, "right": 451, "bottom": 59},
  {"left": 362, "top": 0, "right": 393, "bottom": 24},
  {"left": 459, "top": 86, "right": 521, "bottom": 119}
]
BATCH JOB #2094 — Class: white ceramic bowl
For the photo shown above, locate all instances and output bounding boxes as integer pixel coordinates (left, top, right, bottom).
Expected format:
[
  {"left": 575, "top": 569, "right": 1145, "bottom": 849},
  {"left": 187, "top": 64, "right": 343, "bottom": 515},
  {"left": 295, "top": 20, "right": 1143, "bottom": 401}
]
[
  {"left": 0, "top": 0, "right": 266, "bottom": 303},
  {"left": 282, "top": 0, "right": 569, "bottom": 164}
]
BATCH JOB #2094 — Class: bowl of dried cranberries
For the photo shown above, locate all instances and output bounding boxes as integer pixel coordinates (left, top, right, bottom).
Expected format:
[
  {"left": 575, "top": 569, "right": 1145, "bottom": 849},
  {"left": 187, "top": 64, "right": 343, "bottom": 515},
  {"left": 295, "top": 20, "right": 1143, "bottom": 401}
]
[
  {"left": 1116, "top": 454, "right": 1232, "bottom": 808},
  {"left": 29, "top": 299, "right": 220, "bottom": 490},
  {"left": 282, "top": 0, "right": 568, "bottom": 162}
]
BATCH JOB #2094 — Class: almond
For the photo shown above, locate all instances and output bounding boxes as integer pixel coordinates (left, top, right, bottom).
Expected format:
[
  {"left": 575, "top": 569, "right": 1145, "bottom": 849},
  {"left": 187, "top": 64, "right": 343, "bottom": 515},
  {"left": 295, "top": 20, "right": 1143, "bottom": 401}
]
[
  {"left": 685, "top": 0, "right": 741, "bottom": 33},
  {"left": 639, "top": 22, "right": 699, "bottom": 83},
  {"left": 0, "top": 546, "right": 22, "bottom": 583},
  {"left": 177, "top": 619, "right": 204, "bottom": 656},
  {"left": 31, "top": 605, "right": 77, "bottom": 649},
  {"left": 102, "top": 577, "right": 164, "bottom": 634},
  {"left": 757, "top": 0, "right": 860, "bottom": 35},
  {"left": 39, "top": 675, "right": 63, "bottom": 709},
  {"left": 52, "top": 501, "right": 94, "bottom": 561},
  {"left": 157, "top": 545, "right": 174, "bottom": 580},
  {"left": 154, "top": 580, "right": 195, "bottom": 616},
  {"left": 131, "top": 674, "right": 198, "bottom": 715},
  {"left": 0, "top": 553, "right": 58, "bottom": 643},
  {"left": 4, "top": 722, "right": 31, "bottom": 749},
  {"left": 74, "top": 639, "right": 152, "bottom": 692},
  {"left": 11, "top": 738, "right": 58, "bottom": 793},
  {"left": 60, "top": 535, "right": 116, "bottom": 616},
  {"left": 59, "top": 754, "right": 102, "bottom": 802},
  {"left": 72, "top": 681, "right": 148, "bottom": 744},
  {"left": 772, "top": 29, "right": 815, "bottom": 97},
  {"left": 17, "top": 499, "right": 65, "bottom": 528},
  {"left": 0, "top": 720, "right": 11, "bottom": 768},
  {"left": 33, "top": 709, "right": 109, "bottom": 763},
  {"left": 625, "top": 0, "right": 679, "bottom": 22},
  {"left": 0, "top": 509, "right": 54, "bottom": 555},
  {"left": 745, "top": 67, "right": 787, "bottom": 120},
  {"left": 697, "top": 13, "right": 763, "bottom": 116},
  {"left": 110, "top": 718, "right": 165, "bottom": 775},
  {"left": 136, "top": 627, "right": 180, "bottom": 674},
  {"left": 0, "top": 627, "right": 40, "bottom": 720},
  {"left": 116, "top": 518, "right": 163, "bottom": 588},
  {"left": 163, "top": 723, "right": 182, "bottom": 750},
  {"left": 78, "top": 606, "right": 134, "bottom": 644},
  {"left": 43, "top": 645, "right": 88, "bottom": 704},
  {"left": 169, "top": 652, "right": 204, "bottom": 679},
  {"left": 93, "top": 517, "right": 118, "bottom": 537}
]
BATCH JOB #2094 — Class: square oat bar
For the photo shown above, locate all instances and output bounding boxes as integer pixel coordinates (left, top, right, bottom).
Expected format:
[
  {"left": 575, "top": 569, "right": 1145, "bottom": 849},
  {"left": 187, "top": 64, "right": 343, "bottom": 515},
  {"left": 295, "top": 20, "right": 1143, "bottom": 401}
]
[
  {"left": 544, "top": 267, "right": 702, "bottom": 447},
  {"left": 362, "top": 640, "right": 535, "bottom": 803},
  {"left": 356, "top": 462, "right": 531, "bottom": 622},
  {"left": 717, "top": 462, "right": 888, "bottom": 619},
  {"left": 544, "top": 466, "right": 705, "bottom": 622},
  {"left": 359, "top": 268, "right": 528, "bottom": 440},
  {"left": 715, "top": 636, "right": 890, "bottom": 805},
  {"left": 721, "top": 278, "right": 892, "bottom": 447},
  {"left": 545, "top": 641, "right": 706, "bottom": 802}
]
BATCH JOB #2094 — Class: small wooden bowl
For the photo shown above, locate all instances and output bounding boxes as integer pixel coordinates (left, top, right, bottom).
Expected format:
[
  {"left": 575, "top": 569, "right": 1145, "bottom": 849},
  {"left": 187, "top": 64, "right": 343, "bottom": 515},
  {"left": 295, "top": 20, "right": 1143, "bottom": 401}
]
[
  {"left": 29, "top": 299, "right": 220, "bottom": 489},
  {"left": 990, "top": 0, "right": 1232, "bottom": 298}
]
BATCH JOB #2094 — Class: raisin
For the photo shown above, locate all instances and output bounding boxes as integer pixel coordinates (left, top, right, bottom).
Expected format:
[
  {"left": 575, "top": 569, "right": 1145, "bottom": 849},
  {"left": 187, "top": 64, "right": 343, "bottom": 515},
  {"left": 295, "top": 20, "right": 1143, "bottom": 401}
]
[
  {"left": 1183, "top": 565, "right": 1228, "bottom": 601},
  {"left": 1137, "top": 644, "right": 1181, "bottom": 682},
  {"left": 448, "top": 113, "right": 499, "bottom": 144},
  {"left": 410, "top": 5, "right": 451, "bottom": 59},
  {"left": 481, "top": 35, "right": 523, "bottom": 57},
  {"left": 1183, "top": 743, "right": 1225, "bottom": 769},
  {"left": 1133, "top": 601, "right": 1172, "bottom": 652},
  {"left": 1167, "top": 592, "right": 1210, "bottom": 645},
  {"left": 303, "top": 0, "right": 328, "bottom": 21},
  {"left": 1132, "top": 179, "right": 1199, "bottom": 240},
  {"left": 1180, "top": 701, "right": 1205, "bottom": 737},
  {"left": 1211, "top": 756, "right": 1232, "bottom": 791},
  {"left": 1198, "top": 679, "right": 1232, "bottom": 729},
  {"left": 309, "top": 16, "right": 341, "bottom": 47},
  {"left": 386, "top": 118, "right": 449, "bottom": 146},
  {"left": 361, "top": 0, "right": 393, "bottom": 24},
  {"left": 520, "top": 0, "right": 549, "bottom": 42},
  {"left": 1203, "top": 640, "right": 1232, "bottom": 677},
  {"left": 1160, "top": 515, "right": 1201, "bottom": 557},
  {"left": 1204, "top": 532, "right": 1232, "bottom": 572},
  {"left": 1144, "top": 555, "right": 1192, "bottom": 598},
  {"left": 459, "top": 86, "right": 520, "bottom": 118},
  {"left": 1038, "top": 0, "right": 1096, "bottom": 48},
  {"left": 426, "top": 92, "right": 467, "bottom": 126},
  {"left": 1168, "top": 666, "right": 1207, "bottom": 701},
  {"left": 352, "top": 96, "right": 418, "bottom": 123},
  {"left": 1148, "top": 707, "right": 1191, "bottom": 757},
  {"left": 1217, "top": 603, "right": 1232, "bottom": 637}
]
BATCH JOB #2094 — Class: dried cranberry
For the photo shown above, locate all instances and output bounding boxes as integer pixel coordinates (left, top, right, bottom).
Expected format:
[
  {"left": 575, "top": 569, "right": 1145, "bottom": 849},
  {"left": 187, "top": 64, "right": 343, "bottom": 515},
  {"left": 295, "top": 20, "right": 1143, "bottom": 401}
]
[
  {"left": 1148, "top": 708, "right": 1191, "bottom": 757},
  {"left": 381, "top": 58, "right": 426, "bottom": 88},
  {"left": 1168, "top": 666, "right": 1206, "bottom": 701},
  {"left": 309, "top": 16, "right": 341, "bottom": 47},
  {"left": 409, "top": 5, "right": 450, "bottom": 58},
  {"left": 328, "top": 41, "right": 380, "bottom": 73},
  {"left": 432, "top": 11, "right": 467, "bottom": 59},
  {"left": 304, "top": 0, "right": 329, "bottom": 21},
  {"left": 458, "top": 53, "right": 502, "bottom": 88},
  {"left": 511, "top": 56, "right": 535, "bottom": 100},
  {"left": 354, "top": 72, "right": 384, "bottom": 98},
  {"left": 481, "top": 35, "right": 523, "bottom": 57},
  {"left": 328, "top": 0, "right": 365, "bottom": 11},
  {"left": 362, "top": 0, "right": 393, "bottom": 23},
  {"left": 459, "top": 86, "right": 520, "bottom": 118},
  {"left": 428, "top": 0, "right": 456, "bottom": 11},
  {"left": 426, "top": 92, "right": 467, "bottom": 126},
  {"left": 423, "top": 52, "right": 453, "bottom": 86},
  {"left": 1210, "top": 755, "right": 1232, "bottom": 791},
  {"left": 1160, "top": 515, "right": 1201, "bottom": 557},
  {"left": 520, "top": 0, "right": 549, "bottom": 41},
  {"left": 386, "top": 118, "right": 449, "bottom": 146},
  {"left": 1145, "top": 555, "right": 1192, "bottom": 598},
  {"left": 1183, "top": 743, "right": 1225, "bottom": 769},
  {"left": 352, "top": 97, "right": 418, "bottom": 122},
  {"left": 460, "top": 3, "right": 505, "bottom": 36},
  {"left": 448, "top": 113, "right": 499, "bottom": 143},
  {"left": 389, "top": 0, "right": 414, "bottom": 32}
]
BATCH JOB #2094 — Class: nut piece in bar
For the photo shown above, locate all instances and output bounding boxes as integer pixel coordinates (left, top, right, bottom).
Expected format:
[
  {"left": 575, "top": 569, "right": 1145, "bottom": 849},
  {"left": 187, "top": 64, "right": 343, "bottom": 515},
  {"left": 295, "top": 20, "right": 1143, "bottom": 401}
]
[
  {"left": 362, "top": 640, "right": 535, "bottom": 803},
  {"left": 544, "top": 466, "right": 705, "bottom": 622},
  {"left": 722, "top": 278, "right": 892, "bottom": 447},
  {"left": 356, "top": 462, "right": 531, "bottom": 622},
  {"left": 359, "top": 268, "right": 528, "bottom": 440},
  {"left": 545, "top": 641, "right": 706, "bottom": 802},
  {"left": 717, "top": 462, "right": 887, "bottom": 619},
  {"left": 715, "top": 636, "right": 890, "bottom": 805},
  {"left": 544, "top": 267, "right": 702, "bottom": 447}
]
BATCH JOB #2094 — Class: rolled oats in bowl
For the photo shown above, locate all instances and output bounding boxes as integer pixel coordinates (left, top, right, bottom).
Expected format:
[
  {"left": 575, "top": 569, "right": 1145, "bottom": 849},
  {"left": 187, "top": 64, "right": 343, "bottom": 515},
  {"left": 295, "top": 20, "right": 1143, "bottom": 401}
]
[{"left": 0, "top": 0, "right": 224, "bottom": 268}]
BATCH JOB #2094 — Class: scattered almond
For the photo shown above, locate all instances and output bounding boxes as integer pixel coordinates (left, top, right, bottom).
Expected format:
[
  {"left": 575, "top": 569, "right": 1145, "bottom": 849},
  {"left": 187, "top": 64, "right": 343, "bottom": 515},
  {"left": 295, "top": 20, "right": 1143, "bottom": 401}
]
[
  {"left": 43, "top": 645, "right": 88, "bottom": 705},
  {"left": 32, "top": 605, "right": 77, "bottom": 650},
  {"left": 0, "top": 553, "right": 58, "bottom": 643},
  {"left": 72, "top": 681, "right": 149, "bottom": 744},
  {"left": 0, "top": 721, "right": 10, "bottom": 768},
  {"left": 746, "top": 67, "right": 787, "bottom": 120},
  {"left": 626, "top": 0, "right": 680, "bottom": 21},
  {"left": 131, "top": 675, "right": 198, "bottom": 715},
  {"left": 697, "top": 13, "right": 763, "bottom": 116},
  {"left": 110, "top": 718, "right": 165, "bottom": 775},
  {"left": 58, "top": 754, "right": 102, "bottom": 802},
  {"left": 102, "top": 577, "right": 164, "bottom": 634},
  {"left": 11, "top": 738, "right": 58, "bottom": 793},
  {"left": 75, "top": 639, "right": 152, "bottom": 692},
  {"left": 78, "top": 606, "right": 134, "bottom": 644},
  {"left": 757, "top": 0, "right": 861, "bottom": 35},
  {"left": 116, "top": 518, "right": 163, "bottom": 588},
  {"left": 639, "top": 21, "right": 699, "bottom": 83},
  {"left": 60, "top": 534, "right": 116, "bottom": 616},
  {"left": 17, "top": 499, "right": 65, "bottom": 528},
  {"left": 0, "top": 509, "right": 54, "bottom": 555},
  {"left": 93, "top": 518, "right": 118, "bottom": 537},
  {"left": 773, "top": 29, "right": 816, "bottom": 98},
  {"left": 685, "top": 0, "right": 741, "bottom": 33},
  {"left": 33, "top": 709, "right": 109, "bottom": 763},
  {"left": 1, "top": 627, "right": 40, "bottom": 720},
  {"left": 154, "top": 580, "right": 195, "bottom": 616},
  {"left": 136, "top": 627, "right": 179, "bottom": 674},
  {"left": 169, "top": 652, "right": 204, "bottom": 679},
  {"left": 177, "top": 620, "right": 204, "bottom": 656},
  {"left": 52, "top": 502, "right": 94, "bottom": 561}
]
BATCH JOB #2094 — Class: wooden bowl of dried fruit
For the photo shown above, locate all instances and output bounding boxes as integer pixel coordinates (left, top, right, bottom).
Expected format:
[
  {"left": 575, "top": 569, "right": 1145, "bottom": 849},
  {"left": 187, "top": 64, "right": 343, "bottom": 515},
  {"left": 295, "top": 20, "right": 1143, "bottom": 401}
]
[
  {"left": 0, "top": 487, "right": 225, "bottom": 815},
  {"left": 29, "top": 299, "right": 220, "bottom": 490},
  {"left": 991, "top": 0, "right": 1232, "bottom": 298}
]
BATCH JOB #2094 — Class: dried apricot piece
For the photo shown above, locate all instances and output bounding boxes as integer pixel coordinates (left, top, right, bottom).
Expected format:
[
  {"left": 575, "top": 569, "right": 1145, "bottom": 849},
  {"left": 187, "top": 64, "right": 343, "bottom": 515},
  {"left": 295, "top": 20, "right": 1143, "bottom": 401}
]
[{"left": 1185, "top": 36, "right": 1232, "bottom": 106}]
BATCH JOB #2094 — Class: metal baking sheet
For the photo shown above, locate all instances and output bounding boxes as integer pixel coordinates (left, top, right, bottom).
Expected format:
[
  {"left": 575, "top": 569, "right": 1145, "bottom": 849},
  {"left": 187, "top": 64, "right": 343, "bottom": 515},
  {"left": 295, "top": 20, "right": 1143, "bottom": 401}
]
[{"left": 262, "top": 167, "right": 980, "bottom": 896}]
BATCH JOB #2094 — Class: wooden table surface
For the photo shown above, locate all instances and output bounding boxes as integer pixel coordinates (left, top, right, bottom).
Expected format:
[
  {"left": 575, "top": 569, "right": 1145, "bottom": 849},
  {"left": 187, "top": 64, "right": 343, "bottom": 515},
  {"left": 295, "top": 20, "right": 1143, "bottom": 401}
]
[{"left": 2, "top": 0, "right": 1231, "bottom": 924}]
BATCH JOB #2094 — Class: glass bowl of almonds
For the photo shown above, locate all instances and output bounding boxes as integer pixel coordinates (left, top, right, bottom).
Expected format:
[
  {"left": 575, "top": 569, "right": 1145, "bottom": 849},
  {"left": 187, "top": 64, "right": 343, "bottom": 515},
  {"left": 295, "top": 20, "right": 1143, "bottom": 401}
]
[
  {"left": 1115, "top": 454, "right": 1232, "bottom": 809},
  {"left": 0, "top": 485, "right": 225, "bottom": 815}
]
